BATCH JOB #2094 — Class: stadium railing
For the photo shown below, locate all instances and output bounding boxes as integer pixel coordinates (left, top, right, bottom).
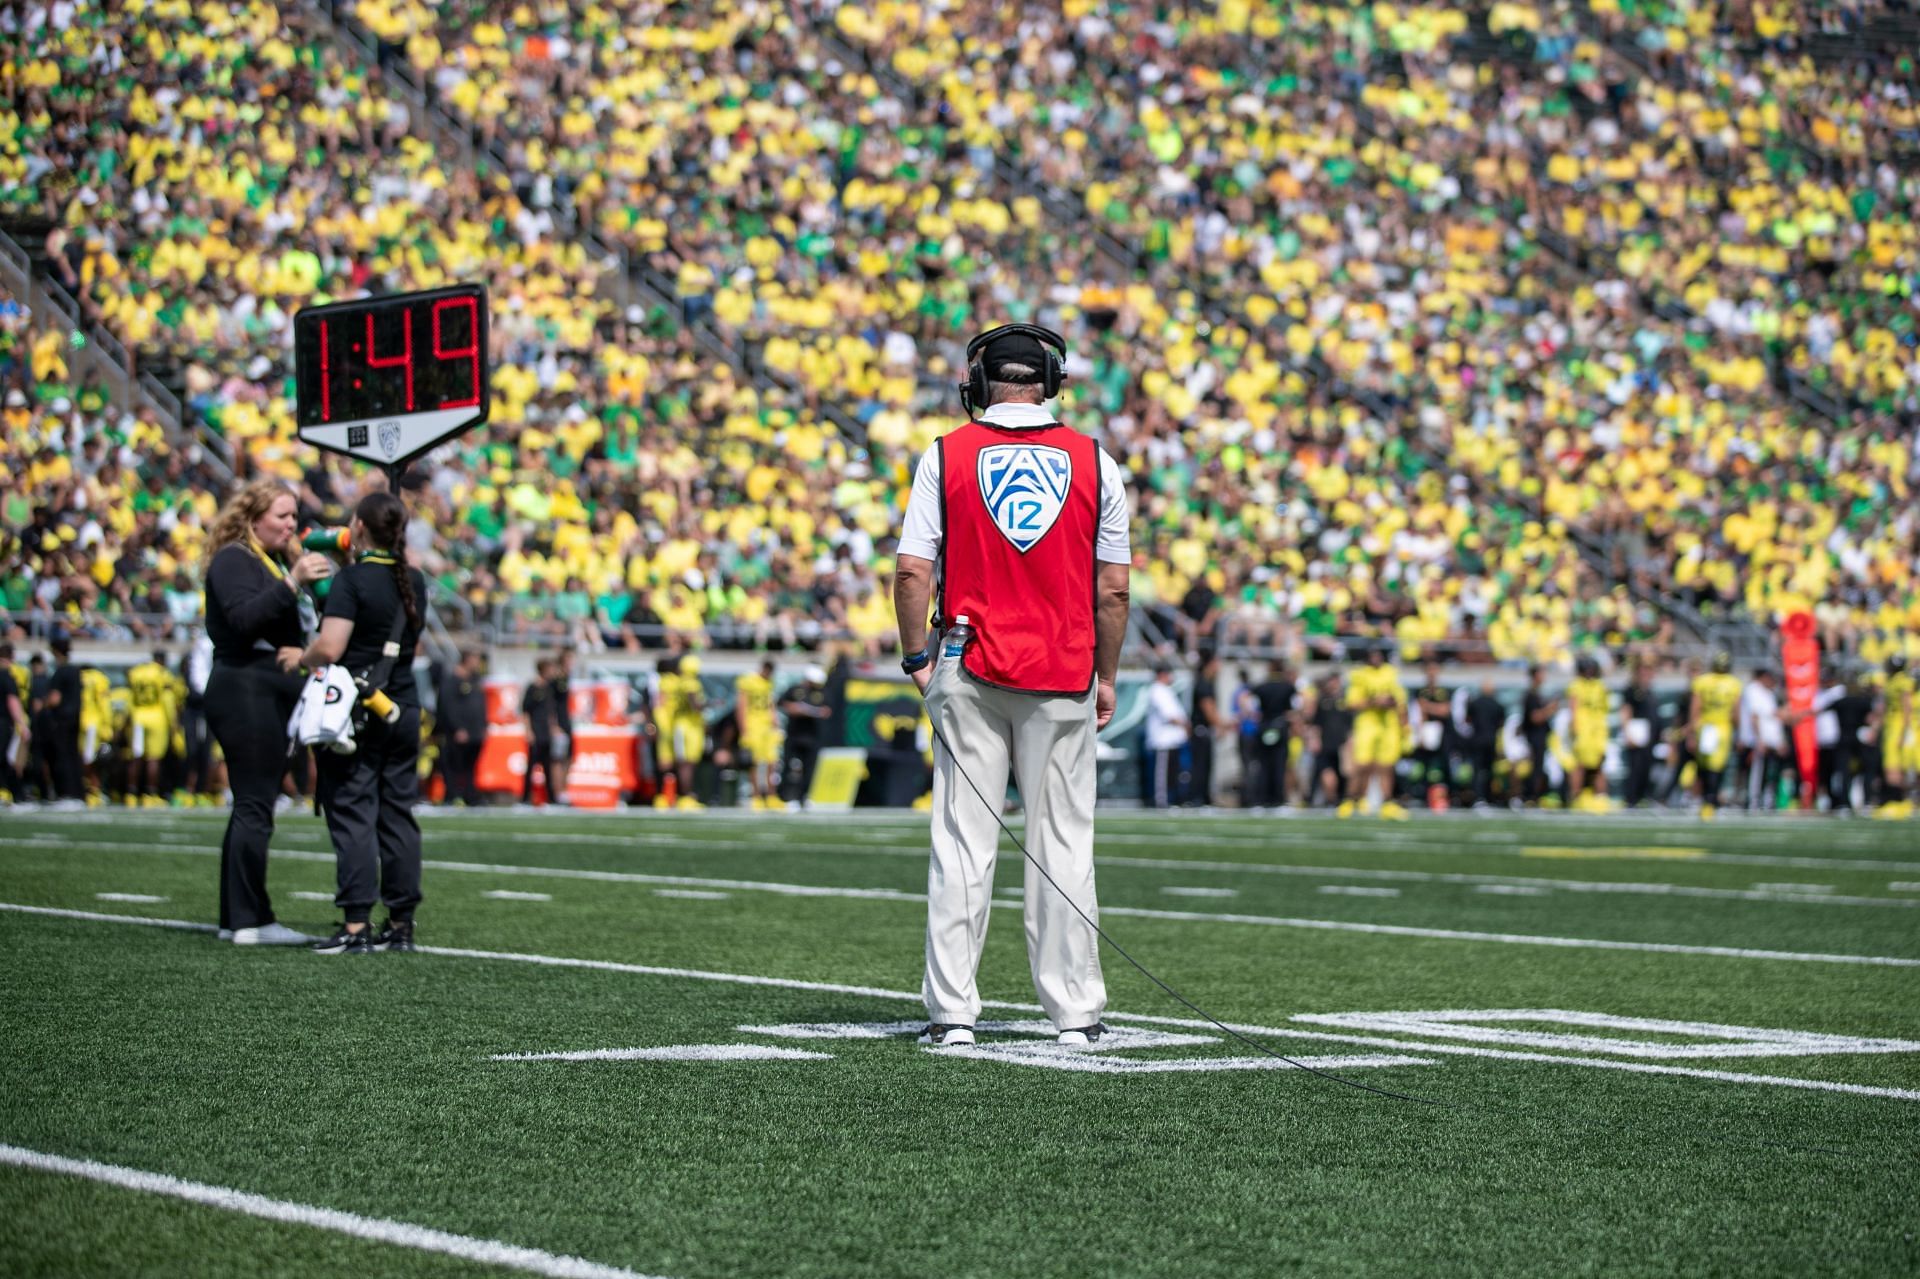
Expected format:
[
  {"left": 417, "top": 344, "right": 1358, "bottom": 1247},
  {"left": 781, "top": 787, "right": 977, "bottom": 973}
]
[
  {"left": 0, "top": 230, "right": 202, "bottom": 464},
  {"left": 2, "top": 610, "right": 197, "bottom": 645}
]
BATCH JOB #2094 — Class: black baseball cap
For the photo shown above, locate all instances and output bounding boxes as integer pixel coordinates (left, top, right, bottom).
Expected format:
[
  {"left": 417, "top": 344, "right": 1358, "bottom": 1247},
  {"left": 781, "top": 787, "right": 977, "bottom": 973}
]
[{"left": 977, "top": 327, "right": 1054, "bottom": 382}]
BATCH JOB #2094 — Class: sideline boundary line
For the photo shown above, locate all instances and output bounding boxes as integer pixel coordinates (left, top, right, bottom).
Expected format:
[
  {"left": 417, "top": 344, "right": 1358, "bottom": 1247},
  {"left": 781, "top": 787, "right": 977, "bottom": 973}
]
[
  {"left": 4, "top": 902, "right": 1916, "bottom": 1102},
  {"left": 0, "top": 1143, "right": 666, "bottom": 1279},
  {"left": 16, "top": 815, "right": 1920, "bottom": 875}
]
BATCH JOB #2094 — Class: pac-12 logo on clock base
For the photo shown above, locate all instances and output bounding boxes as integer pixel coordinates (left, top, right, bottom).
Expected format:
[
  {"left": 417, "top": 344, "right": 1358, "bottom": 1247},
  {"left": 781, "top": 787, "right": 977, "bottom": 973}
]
[{"left": 979, "top": 444, "right": 1071, "bottom": 552}]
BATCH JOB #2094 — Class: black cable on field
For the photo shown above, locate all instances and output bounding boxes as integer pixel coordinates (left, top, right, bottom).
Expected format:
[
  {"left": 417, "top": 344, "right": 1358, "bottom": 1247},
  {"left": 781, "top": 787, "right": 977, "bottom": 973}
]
[{"left": 925, "top": 720, "right": 1868, "bottom": 1161}]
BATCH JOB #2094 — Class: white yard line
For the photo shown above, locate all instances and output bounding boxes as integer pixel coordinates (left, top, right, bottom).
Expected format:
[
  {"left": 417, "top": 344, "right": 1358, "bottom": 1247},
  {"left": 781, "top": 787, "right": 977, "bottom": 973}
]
[
  {"left": 17, "top": 833, "right": 1919, "bottom": 910},
  {"left": 652, "top": 889, "right": 729, "bottom": 901},
  {"left": 5, "top": 901, "right": 1918, "bottom": 1103},
  {"left": 1097, "top": 905, "right": 1920, "bottom": 968},
  {"left": 1317, "top": 886, "right": 1401, "bottom": 898},
  {"left": 94, "top": 893, "right": 168, "bottom": 904},
  {"left": 0, "top": 1143, "right": 668, "bottom": 1279},
  {"left": 0, "top": 903, "right": 217, "bottom": 933},
  {"left": 9, "top": 844, "right": 1920, "bottom": 966},
  {"left": 483, "top": 891, "right": 554, "bottom": 902},
  {"left": 490, "top": 1044, "right": 830, "bottom": 1064}
]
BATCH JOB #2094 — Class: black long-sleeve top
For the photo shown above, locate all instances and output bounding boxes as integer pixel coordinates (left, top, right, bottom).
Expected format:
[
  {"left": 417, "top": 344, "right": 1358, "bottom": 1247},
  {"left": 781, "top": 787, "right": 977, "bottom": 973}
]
[
  {"left": 438, "top": 668, "right": 488, "bottom": 737},
  {"left": 204, "top": 543, "right": 306, "bottom": 666}
]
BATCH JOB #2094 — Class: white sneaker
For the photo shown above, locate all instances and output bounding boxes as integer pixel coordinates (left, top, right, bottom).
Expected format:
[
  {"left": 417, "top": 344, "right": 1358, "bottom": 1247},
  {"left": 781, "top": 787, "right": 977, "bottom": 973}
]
[
  {"left": 917, "top": 1024, "right": 975, "bottom": 1047},
  {"left": 273, "top": 795, "right": 295, "bottom": 816},
  {"left": 1057, "top": 1022, "right": 1109, "bottom": 1048},
  {"left": 231, "top": 922, "right": 313, "bottom": 946}
]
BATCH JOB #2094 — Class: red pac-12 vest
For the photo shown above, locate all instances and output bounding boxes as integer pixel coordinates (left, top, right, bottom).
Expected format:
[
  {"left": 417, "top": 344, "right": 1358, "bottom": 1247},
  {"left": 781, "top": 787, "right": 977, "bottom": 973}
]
[{"left": 938, "top": 421, "right": 1100, "bottom": 695}]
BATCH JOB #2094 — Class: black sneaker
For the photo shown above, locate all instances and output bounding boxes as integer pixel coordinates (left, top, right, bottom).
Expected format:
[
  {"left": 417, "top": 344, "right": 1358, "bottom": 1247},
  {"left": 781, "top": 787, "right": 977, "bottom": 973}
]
[
  {"left": 371, "top": 919, "right": 415, "bottom": 953},
  {"left": 1057, "top": 1022, "right": 1108, "bottom": 1047},
  {"left": 917, "top": 1023, "right": 976, "bottom": 1047},
  {"left": 312, "top": 924, "right": 374, "bottom": 956}
]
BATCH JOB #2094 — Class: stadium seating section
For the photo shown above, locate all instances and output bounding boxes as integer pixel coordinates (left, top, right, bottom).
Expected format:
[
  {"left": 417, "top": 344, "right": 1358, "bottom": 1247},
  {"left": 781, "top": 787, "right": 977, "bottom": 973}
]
[{"left": 1, "top": 0, "right": 1913, "bottom": 665}]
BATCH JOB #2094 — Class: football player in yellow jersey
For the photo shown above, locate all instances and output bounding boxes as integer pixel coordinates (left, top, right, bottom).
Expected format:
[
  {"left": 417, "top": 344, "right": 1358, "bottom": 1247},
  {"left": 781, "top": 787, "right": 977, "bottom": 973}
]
[
  {"left": 126, "top": 650, "right": 177, "bottom": 804},
  {"left": 79, "top": 665, "right": 112, "bottom": 767},
  {"left": 1344, "top": 646, "right": 1409, "bottom": 819},
  {"left": 1567, "top": 655, "right": 1612, "bottom": 812},
  {"left": 1689, "top": 652, "right": 1743, "bottom": 819},
  {"left": 78, "top": 665, "right": 114, "bottom": 801},
  {"left": 1878, "top": 655, "right": 1915, "bottom": 818},
  {"left": 653, "top": 654, "right": 707, "bottom": 809},
  {"left": 734, "top": 658, "right": 784, "bottom": 810}
]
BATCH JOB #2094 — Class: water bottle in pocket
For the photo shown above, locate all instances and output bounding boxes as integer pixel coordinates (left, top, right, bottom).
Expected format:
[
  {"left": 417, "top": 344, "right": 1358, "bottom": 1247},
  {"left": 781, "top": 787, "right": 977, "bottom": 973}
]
[{"left": 942, "top": 615, "right": 973, "bottom": 661}]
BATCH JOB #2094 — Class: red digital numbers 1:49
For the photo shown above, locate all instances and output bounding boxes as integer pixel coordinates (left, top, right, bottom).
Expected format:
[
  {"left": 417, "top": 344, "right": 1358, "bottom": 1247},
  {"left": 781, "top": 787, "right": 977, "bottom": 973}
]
[{"left": 315, "top": 295, "right": 481, "bottom": 420}]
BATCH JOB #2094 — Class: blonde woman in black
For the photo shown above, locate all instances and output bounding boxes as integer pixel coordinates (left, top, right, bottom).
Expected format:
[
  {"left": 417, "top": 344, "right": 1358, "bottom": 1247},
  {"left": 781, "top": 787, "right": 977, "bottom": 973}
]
[{"left": 203, "top": 480, "right": 334, "bottom": 945}]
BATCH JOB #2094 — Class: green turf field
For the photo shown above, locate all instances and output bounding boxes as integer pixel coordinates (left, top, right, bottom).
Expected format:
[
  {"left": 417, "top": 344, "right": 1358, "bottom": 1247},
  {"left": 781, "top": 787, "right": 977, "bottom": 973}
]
[{"left": 3, "top": 807, "right": 1918, "bottom": 1278}]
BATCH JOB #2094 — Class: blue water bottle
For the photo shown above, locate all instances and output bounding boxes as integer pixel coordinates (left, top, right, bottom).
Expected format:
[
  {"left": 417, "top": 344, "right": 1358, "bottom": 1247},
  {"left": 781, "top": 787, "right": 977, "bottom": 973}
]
[{"left": 943, "top": 615, "right": 973, "bottom": 661}]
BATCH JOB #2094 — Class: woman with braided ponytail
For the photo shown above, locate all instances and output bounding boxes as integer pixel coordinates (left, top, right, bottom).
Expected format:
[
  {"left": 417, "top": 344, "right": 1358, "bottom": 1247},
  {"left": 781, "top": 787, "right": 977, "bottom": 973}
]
[{"left": 283, "top": 491, "right": 428, "bottom": 956}]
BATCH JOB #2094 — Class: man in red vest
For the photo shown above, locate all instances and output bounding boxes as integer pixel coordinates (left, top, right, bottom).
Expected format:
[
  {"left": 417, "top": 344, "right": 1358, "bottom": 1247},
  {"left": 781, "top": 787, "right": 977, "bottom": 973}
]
[{"left": 893, "top": 323, "right": 1133, "bottom": 1049}]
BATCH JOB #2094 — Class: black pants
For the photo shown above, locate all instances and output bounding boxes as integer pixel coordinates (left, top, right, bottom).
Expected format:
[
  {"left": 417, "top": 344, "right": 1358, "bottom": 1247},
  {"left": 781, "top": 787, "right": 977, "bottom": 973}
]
[
  {"left": 1237, "top": 735, "right": 1260, "bottom": 806},
  {"left": 1414, "top": 747, "right": 1448, "bottom": 788},
  {"left": 1187, "top": 733, "right": 1213, "bottom": 806},
  {"left": 47, "top": 714, "right": 83, "bottom": 799},
  {"left": 1623, "top": 746, "right": 1656, "bottom": 807},
  {"left": 1252, "top": 732, "right": 1289, "bottom": 806},
  {"left": 317, "top": 704, "right": 424, "bottom": 924},
  {"left": 1468, "top": 742, "right": 1497, "bottom": 805},
  {"left": 782, "top": 740, "right": 821, "bottom": 803},
  {"left": 184, "top": 697, "right": 212, "bottom": 790},
  {"left": 1315, "top": 746, "right": 1347, "bottom": 806},
  {"left": 523, "top": 736, "right": 556, "bottom": 802},
  {"left": 443, "top": 735, "right": 481, "bottom": 805},
  {"left": 206, "top": 663, "right": 302, "bottom": 930},
  {"left": 1526, "top": 735, "right": 1550, "bottom": 802},
  {"left": 1828, "top": 740, "right": 1865, "bottom": 810}
]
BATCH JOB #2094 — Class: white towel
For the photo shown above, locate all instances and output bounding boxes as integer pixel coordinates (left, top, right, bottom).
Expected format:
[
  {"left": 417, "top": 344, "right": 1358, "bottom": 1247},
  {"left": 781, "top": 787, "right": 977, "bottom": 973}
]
[{"left": 289, "top": 666, "right": 360, "bottom": 755}]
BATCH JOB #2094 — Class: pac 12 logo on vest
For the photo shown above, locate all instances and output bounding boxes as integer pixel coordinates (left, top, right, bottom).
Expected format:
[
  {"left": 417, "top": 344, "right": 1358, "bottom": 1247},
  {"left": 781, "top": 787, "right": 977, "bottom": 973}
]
[{"left": 978, "top": 443, "right": 1072, "bottom": 553}]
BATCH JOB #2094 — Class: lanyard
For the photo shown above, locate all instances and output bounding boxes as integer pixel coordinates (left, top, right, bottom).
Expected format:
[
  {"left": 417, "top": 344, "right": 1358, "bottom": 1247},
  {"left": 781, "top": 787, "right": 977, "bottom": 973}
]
[
  {"left": 247, "top": 533, "right": 319, "bottom": 636},
  {"left": 244, "top": 533, "right": 289, "bottom": 582}
]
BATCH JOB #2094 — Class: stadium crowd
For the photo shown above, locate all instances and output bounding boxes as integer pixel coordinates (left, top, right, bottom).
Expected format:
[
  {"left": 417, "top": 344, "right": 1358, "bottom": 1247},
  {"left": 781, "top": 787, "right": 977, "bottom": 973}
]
[{"left": 0, "top": 0, "right": 1913, "bottom": 699}]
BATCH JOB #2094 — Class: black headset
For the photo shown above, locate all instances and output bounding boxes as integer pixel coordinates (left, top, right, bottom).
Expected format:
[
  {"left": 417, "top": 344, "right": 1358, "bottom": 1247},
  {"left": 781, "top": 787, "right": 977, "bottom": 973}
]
[{"left": 959, "top": 322, "right": 1067, "bottom": 419}]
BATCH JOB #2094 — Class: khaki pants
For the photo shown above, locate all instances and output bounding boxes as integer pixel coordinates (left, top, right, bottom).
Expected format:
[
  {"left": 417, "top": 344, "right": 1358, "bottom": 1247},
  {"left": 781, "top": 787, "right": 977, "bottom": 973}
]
[{"left": 922, "top": 656, "right": 1105, "bottom": 1032}]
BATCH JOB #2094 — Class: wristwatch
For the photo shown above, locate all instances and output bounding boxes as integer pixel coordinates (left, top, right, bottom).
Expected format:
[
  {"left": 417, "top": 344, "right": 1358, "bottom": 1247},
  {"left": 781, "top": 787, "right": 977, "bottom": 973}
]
[{"left": 901, "top": 647, "right": 932, "bottom": 676}]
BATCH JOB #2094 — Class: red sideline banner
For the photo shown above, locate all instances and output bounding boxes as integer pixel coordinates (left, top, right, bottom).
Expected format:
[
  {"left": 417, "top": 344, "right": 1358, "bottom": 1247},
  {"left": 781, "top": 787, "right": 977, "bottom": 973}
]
[
  {"left": 1781, "top": 611, "right": 1820, "bottom": 809},
  {"left": 563, "top": 726, "right": 639, "bottom": 809}
]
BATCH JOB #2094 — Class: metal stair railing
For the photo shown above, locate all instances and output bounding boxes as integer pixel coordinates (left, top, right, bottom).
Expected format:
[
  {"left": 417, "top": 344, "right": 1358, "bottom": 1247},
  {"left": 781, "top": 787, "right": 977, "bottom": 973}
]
[{"left": 0, "top": 227, "right": 226, "bottom": 478}]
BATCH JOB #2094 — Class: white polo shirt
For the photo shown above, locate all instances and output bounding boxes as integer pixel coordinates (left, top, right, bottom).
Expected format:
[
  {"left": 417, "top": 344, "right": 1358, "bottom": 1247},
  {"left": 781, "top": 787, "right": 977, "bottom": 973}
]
[
  {"left": 897, "top": 403, "right": 1132, "bottom": 564},
  {"left": 1145, "top": 678, "right": 1190, "bottom": 750}
]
